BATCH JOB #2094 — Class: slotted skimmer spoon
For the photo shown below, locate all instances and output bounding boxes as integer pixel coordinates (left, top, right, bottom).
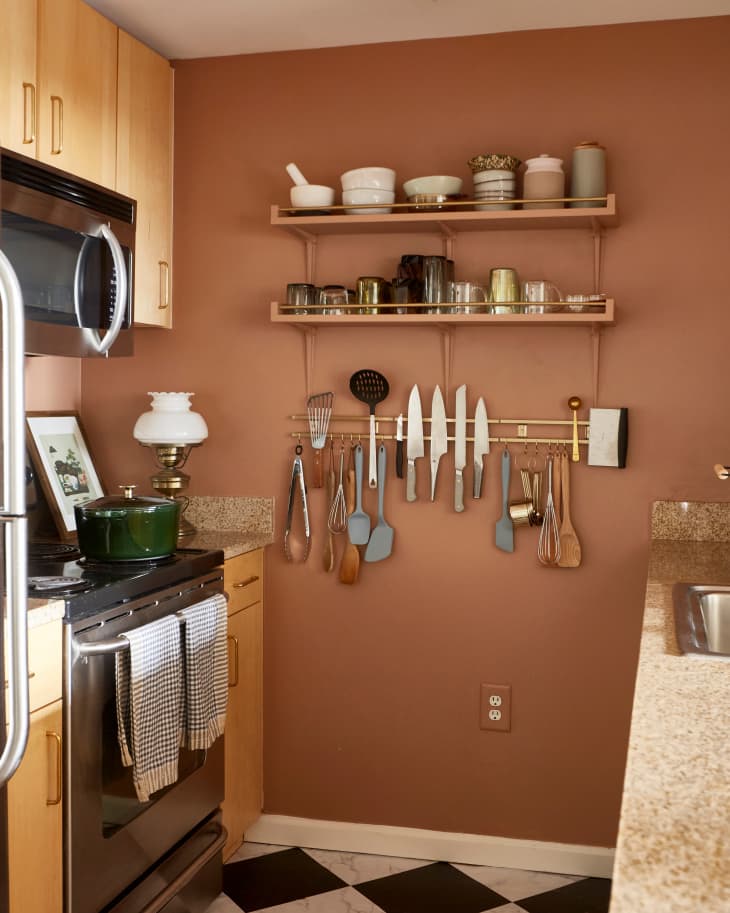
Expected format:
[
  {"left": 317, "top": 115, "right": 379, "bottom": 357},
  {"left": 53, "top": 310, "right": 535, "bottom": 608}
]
[
  {"left": 307, "top": 391, "right": 333, "bottom": 488},
  {"left": 349, "top": 369, "right": 389, "bottom": 488},
  {"left": 365, "top": 444, "right": 394, "bottom": 562}
]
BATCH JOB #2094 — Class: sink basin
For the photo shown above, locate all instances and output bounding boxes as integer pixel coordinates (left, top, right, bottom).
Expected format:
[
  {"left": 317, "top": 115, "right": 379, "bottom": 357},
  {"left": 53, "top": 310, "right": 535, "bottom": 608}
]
[{"left": 673, "top": 584, "right": 730, "bottom": 660}]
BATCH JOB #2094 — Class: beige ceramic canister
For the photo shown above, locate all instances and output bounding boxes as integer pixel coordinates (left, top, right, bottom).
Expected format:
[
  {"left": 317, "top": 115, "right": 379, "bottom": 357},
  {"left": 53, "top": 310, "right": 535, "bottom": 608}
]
[
  {"left": 522, "top": 154, "right": 565, "bottom": 209},
  {"left": 569, "top": 141, "right": 606, "bottom": 208}
]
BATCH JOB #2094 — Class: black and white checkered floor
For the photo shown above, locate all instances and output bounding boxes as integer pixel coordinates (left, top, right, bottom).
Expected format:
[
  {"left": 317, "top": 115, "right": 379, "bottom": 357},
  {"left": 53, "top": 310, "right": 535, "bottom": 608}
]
[{"left": 207, "top": 842, "right": 612, "bottom": 913}]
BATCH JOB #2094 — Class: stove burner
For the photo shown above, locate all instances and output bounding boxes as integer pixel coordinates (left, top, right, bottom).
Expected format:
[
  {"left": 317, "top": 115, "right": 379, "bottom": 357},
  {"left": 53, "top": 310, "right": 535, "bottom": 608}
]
[
  {"left": 28, "top": 576, "right": 90, "bottom": 595},
  {"left": 29, "top": 541, "right": 82, "bottom": 561},
  {"left": 77, "top": 554, "right": 177, "bottom": 572}
]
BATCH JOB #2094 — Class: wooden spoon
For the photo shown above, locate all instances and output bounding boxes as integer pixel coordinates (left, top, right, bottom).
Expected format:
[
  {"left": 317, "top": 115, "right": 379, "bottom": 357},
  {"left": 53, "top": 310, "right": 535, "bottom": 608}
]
[
  {"left": 558, "top": 452, "right": 582, "bottom": 567},
  {"left": 323, "top": 460, "right": 336, "bottom": 572},
  {"left": 339, "top": 450, "right": 361, "bottom": 585}
]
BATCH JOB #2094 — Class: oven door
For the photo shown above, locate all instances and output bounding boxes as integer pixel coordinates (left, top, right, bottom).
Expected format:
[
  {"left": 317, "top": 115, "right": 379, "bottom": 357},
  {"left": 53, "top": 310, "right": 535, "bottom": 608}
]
[{"left": 64, "top": 576, "right": 225, "bottom": 913}]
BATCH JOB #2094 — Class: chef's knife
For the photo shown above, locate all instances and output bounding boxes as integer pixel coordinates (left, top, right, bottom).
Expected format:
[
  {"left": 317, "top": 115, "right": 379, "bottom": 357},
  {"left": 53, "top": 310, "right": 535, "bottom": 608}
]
[
  {"left": 430, "top": 385, "right": 447, "bottom": 501},
  {"left": 406, "top": 385, "right": 423, "bottom": 502},
  {"left": 395, "top": 413, "right": 404, "bottom": 479},
  {"left": 473, "top": 397, "right": 490, "bottom": 498},
  {"left": 454, "top": 385, "right": 466, "bottom": 512}
]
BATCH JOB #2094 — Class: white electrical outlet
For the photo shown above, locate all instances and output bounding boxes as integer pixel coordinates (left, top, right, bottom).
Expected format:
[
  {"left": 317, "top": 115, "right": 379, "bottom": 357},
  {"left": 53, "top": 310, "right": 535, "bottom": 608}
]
[
  {"left": 489, "top": 695, "right": 502, "bottom": 707},
  {"left": 489, "top": 709, "right": 501, "bottom": 721},
  {"left": 480, "top": 683, "right": 511, "bottom": 732}
]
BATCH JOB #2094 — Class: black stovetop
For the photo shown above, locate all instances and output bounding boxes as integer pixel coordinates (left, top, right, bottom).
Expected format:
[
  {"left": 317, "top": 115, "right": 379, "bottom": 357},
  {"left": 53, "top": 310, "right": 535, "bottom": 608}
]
[{"left": 28, "top": 541, "right": 224, "bottom": 622}]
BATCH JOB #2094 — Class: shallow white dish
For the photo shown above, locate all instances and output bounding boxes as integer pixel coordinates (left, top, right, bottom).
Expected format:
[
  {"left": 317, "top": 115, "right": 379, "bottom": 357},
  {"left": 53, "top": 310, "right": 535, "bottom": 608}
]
[
  {"left": 341, "top": 167, "right": 396, "bottom": 191},
  {"left": 403, "top": 175, "right": 463, "bottom": 197}
]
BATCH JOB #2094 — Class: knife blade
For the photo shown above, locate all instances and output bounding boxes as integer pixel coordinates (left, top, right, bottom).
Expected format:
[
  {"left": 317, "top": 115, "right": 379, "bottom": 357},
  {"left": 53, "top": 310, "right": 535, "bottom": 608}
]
[
  {"left": 454, "top": 385, "right": 466, "bottom": 512},
  {"left": 406, "top": 386, "right": 423, "bottom": 502},
  {"left": 430, "top": 385, "right": 447, "bottom": 501},
  {"left": 395, "top": 413, "right": 404, "bottom": 479},
  {"left": 473, "top": 397, "right": 490, "bottom": 499}
]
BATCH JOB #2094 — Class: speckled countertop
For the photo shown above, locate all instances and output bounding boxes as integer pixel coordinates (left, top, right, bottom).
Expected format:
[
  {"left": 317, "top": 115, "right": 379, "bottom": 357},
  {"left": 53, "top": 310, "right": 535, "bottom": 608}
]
[
  {"left": 609, "top": 502, "right": 730, "bottom": 912},
  {"left": 183, "top": 495, "right": 274, "bottom": 560},
  {"left": 26, "top": 598, "right": 64, "bottom": 628}
]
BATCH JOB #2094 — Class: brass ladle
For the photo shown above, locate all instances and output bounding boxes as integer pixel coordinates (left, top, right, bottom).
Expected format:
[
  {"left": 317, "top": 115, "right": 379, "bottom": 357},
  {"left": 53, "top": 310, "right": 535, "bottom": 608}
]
[{"left": 568, "top": 396, "right": 582, "bottom": 462}]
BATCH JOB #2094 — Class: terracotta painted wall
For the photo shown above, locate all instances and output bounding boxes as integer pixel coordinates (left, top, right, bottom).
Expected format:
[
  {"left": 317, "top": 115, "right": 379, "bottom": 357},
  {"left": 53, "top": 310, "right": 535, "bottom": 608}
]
[
  {"left": 25, "top": 356, "right": 80, "bottom": 411},
  {"left": 81, "top": 17, "right": 730, "bottom": 848}
]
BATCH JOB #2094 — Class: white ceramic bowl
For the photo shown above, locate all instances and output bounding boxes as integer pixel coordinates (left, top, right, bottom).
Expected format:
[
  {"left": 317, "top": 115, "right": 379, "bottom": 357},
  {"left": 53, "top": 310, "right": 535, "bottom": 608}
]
[
  {"left": 340, "top": 167, "right": 396, "bottom": 191},
  {"left": 290, "top": 184, "right": 335, "bottom": 208},
  {"left": 402, "top": 175, "right": 463, "bottom": 197},
  {"left": 342, "top": 187, "right": 395, "bottom": 215}
]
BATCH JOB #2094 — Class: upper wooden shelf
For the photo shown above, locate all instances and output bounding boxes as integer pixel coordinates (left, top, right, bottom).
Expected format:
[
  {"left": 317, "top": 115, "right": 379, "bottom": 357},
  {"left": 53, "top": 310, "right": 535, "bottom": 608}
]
[
  {"left": 270, "top": 299, "right": 615, "bottom": 328},
  {"left": 270, "top": 194, "right": 617, "bottom": 236}
]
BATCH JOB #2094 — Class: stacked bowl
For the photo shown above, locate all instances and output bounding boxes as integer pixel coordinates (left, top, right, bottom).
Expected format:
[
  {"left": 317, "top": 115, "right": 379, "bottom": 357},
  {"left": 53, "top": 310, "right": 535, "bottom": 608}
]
[
  {"left": 467, "top": 154, "right": 521, "bottom": 211},
  {"left": 341, "top": 167, "right": 396, "bottom": 214}
]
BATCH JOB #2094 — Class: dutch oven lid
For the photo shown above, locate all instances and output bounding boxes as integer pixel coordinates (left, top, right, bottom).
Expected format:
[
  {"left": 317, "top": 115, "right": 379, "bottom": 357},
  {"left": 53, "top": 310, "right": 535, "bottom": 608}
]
[{"left": 76, "top": 484, "right": 179, "bottom": 515}]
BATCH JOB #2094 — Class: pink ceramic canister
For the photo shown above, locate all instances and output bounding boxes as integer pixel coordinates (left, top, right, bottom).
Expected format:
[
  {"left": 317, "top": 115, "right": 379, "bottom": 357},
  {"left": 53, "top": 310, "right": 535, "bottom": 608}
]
[{"left": 522, "top": 154, "right": 565, "bottom": 209}]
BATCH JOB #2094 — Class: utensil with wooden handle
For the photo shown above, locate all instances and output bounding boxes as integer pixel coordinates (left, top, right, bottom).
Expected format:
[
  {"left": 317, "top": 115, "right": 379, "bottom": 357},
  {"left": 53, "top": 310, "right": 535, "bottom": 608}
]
[
  {"left": 323, "top": 450, "right": 336, "bottom": 572},
  {"left": 307, "top": 391, "right": 333, "bottom": 488},
  {"left": 557, "top": 451, "right": 582, "bottom": 567},
  {"left": 552, "top": 448, "right": 562, "bottom": 528},
  {"left": 339, "top": 447, "right": 361, "bottom": 585},
  {"left": 569, "top": 396, "right": 582, "bottom": 462}
]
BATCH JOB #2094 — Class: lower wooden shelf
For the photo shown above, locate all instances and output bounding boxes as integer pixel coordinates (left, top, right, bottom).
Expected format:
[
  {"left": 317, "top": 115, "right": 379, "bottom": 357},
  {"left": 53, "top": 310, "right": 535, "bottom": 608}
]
[{"left": 270, "top": 299, "right": 615, "bottom": 327}]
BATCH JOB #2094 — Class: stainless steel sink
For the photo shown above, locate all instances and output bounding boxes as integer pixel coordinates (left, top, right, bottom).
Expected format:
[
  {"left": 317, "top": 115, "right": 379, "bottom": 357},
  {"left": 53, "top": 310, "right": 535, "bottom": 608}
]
[{"left": 673, "top": 584, "right": 730, "bottom": 660}]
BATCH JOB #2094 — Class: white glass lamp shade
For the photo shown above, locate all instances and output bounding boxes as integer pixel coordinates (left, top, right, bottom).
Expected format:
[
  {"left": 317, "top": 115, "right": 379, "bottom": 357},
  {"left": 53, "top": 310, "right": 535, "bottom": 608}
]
[{"left": 132, "top": 392, "right": 209, "bottom": 445}]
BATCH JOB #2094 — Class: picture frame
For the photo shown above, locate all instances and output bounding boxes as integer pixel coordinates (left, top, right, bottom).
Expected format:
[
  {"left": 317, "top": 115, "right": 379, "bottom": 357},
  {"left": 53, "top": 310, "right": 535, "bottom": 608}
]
[{"left": 26, "top": 412, "right": 105, "bottom": 541}]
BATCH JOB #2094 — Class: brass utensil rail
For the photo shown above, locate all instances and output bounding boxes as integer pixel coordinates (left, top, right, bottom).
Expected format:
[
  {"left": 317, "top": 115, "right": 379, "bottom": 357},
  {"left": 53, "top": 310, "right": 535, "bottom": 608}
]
[{"left": 288, "top": 413, "right": 590, "bottom": 447}]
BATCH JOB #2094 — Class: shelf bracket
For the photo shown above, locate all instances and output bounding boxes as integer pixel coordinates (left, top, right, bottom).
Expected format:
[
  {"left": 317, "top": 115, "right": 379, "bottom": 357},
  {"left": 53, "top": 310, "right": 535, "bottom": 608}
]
[
  {"left": 437, "top": 221, "right": 457, "bottom": 261},
  {"left": 438, "top": 325, "right": 456, "bottom": 400},
  {"left": 288, "top": 228, "right": 318, "bottom": 284},
  {"left": 296, "top": 326, "right": 318, "bottom": 398},
  {"left": 591, "top": 324, "right": 602, "bottom": 407},
  {"left": 591, "top": 219, "right": 604, "bottom": 293}
]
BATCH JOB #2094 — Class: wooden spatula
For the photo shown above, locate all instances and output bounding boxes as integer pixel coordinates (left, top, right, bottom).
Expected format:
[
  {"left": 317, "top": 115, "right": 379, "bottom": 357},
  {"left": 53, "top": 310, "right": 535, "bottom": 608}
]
[
  {"left": 557, "top": 452, "right": 582, "bottom": 567},
  {"left": 339, "top": 447, "right": 361, "bottom": 585}
]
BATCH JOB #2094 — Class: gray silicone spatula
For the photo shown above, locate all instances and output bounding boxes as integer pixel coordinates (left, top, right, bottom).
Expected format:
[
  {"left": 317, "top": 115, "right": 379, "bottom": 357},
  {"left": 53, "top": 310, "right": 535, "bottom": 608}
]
[
  {"left": 495, "top": 449, "right": 514, "bottom": 553},
  {"left": 365, "top": 444, "right": 394, "bottom": 562},
  {"left": 347, "top": 443, "right": 370, "bottom": 545}
]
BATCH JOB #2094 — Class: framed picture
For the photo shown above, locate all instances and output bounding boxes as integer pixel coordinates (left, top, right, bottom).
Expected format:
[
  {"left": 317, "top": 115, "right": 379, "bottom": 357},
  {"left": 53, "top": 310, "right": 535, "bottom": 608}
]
[{"left": 26, "top": 412, "right": 105, "bottom": 540}]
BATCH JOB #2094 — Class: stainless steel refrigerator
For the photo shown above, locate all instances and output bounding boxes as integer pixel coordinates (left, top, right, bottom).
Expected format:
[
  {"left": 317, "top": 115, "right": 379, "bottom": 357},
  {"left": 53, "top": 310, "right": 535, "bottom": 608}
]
[{"left": 0, "top": 241, "right": 30, "bottom": 913}]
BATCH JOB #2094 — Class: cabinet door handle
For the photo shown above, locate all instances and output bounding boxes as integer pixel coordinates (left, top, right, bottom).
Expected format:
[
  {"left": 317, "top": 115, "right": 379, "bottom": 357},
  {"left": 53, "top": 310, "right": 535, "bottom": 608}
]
[
  {"left": 45, "top": 731, "right": 62, "bottom": 806},
  {"left": 22, "top": 82, "right": 35, "bottom": 144},
  {"left": 227, "top": 634, "right": 239, "bottom": 688},
  {"left": 158, "top": 260, "right": 170, "bottom": 310},
  {"left": 50, "top": 95, "right": 63, "bottom": 154},
  {"left": 4, "top": 671, "right": 35, "bottom": 689},
  {"left": 233, "top": 575, "right": 259, "bottom": 589}
]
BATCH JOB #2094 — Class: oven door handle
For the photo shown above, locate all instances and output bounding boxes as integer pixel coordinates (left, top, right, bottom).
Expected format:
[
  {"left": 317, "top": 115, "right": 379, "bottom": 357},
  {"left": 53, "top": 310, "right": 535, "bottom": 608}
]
[{"left": 138, "top": 821, "right": 227, "bottom": 913}]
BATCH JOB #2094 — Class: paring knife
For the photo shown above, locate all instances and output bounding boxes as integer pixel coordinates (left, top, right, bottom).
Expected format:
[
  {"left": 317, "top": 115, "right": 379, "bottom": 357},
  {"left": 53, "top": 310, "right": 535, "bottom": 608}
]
[
  {"left": 473, "top": 397, "right": 490, "bottom": 498},
  {"left": 395, "top": 413, "right": 404, "bottom": 479},
  {"left": 406, "top": 385, "right": 423, "bottom": 502},
  {"left": 430, "top": 385, "right": 447, "bottom": 501},
  {"left": 454, "top": 385, "right": 466, "bottom": 512}
]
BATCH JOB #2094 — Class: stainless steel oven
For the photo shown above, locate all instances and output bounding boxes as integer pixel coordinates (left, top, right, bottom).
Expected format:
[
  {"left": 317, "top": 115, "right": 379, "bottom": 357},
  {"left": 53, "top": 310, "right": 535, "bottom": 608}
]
[{"left": 63, "top": 563, "right": 227, "bottom": 913}]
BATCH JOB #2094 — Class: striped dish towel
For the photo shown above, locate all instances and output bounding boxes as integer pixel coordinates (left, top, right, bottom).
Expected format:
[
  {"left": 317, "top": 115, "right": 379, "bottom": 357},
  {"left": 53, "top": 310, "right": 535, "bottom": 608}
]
[
  {"left": 179, "top": 593, "right": 229, "bottom": 750},
  {"left": 115, "top": 615, "right": 183, "bottom": 803}
]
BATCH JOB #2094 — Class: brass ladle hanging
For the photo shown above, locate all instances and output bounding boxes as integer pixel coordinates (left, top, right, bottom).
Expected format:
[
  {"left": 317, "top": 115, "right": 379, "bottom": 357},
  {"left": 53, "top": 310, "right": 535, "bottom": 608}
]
[{"left": 568, "top": 396, "right": 582, "bottom": 462}]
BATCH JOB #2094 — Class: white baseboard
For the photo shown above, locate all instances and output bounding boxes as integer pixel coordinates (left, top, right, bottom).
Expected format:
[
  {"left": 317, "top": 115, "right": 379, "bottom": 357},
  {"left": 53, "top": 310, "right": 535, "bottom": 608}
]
[{"left": 245, "top": 814, "right": 615, "bottom": 879}]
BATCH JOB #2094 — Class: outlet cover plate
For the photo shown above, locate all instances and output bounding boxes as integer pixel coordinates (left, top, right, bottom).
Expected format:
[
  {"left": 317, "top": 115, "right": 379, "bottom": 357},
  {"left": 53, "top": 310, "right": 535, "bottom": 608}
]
[{"left": 480, "top": 683, "right": 511, "bottom": 732}]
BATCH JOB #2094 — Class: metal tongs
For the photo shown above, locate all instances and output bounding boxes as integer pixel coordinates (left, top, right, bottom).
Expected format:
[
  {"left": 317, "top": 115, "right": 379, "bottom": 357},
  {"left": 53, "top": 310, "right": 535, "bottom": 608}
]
[{"left": 284, "top": 444, "right": 311, "bottom": 562}]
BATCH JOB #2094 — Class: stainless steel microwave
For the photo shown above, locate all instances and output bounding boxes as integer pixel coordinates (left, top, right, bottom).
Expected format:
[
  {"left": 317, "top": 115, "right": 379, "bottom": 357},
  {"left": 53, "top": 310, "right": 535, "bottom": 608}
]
[{"left": 0, "top": 148, "right": 135, "bottom": 357}]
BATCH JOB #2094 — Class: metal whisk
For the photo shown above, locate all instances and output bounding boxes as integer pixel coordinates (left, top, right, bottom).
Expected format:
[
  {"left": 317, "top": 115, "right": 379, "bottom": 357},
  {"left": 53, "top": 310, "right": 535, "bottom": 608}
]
[
  {"left": 328, "top": 446, "right": 348, "bottom": 534},
  {"left": 538, "top": 455, "right": 561, "bottom": 566}
]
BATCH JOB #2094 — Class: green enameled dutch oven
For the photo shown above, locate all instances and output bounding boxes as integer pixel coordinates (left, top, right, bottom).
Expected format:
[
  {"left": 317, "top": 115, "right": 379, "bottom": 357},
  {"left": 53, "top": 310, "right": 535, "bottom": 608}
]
[{"left": 74, "top": 484, "right": 180, "bottom": 561}]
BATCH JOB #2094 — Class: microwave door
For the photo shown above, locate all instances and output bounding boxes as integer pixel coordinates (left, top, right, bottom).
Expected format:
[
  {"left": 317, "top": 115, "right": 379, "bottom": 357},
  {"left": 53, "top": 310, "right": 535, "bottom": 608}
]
[{"left": 75, "top": 224, "right": 128, "bottom": 356}]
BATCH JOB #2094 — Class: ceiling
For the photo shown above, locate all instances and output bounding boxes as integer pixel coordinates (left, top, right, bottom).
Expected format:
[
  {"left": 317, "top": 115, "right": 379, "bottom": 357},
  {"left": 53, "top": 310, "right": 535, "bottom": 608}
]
[{"left": 85, "top": 0, "right": 730, "bottom": 60}]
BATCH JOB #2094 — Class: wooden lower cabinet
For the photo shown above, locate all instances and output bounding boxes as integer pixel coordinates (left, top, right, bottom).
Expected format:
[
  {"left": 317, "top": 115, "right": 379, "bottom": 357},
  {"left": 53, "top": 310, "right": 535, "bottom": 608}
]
[
  {"left": 222, "top": 550, "right": 264, "bottom": 859},
  {"left": 8, "top": 699, "right": 63, "bottom": 913}
]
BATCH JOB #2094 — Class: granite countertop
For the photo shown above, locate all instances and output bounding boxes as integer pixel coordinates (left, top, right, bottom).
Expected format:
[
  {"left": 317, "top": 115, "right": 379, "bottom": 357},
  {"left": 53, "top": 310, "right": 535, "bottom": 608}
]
[
  {"left": 609, "top": 503, "right": 730, "bottom": 912},
  {"left": 184, "top": 495, "right": 274, "bottom": 560},
  {"left": 27, "top": 598, "right": 64, "bottom": 628}
]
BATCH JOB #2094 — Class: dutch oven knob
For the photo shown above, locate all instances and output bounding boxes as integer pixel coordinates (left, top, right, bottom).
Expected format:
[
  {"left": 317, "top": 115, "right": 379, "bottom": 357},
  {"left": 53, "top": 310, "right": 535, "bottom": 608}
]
[{"left": 119, "top": 484, "right": 137, "bottom": 499}]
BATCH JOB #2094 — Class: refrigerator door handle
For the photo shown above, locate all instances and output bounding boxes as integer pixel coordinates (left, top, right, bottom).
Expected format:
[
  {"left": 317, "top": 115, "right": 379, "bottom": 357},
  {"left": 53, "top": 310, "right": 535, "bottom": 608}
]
[{"left": 0, "top": 249, "right": 29, "bottom": 788}]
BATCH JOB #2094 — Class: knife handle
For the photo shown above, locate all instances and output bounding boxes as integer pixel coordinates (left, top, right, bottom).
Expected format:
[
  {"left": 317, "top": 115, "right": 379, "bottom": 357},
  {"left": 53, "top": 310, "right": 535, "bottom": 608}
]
[
  {"left": 455, "top": 468, "right": 464, "bottom": 513},
  {"left": 312, "top": 448, "right": 323, "bottom": 488},
  {"left": 473, "top": 460, "right": 483, "bottom": 499},
  {"left": 406, "top": 458, "right": 417, "bottom": 502},
  {"left": 396, "top": 439, "right": 404, "bottom": 479},
  {"left": 430, "top": 458, "right": 440, "bottom": 502},
  {"left": 368, "top": 414, "right": 377, "bottom": 489}
]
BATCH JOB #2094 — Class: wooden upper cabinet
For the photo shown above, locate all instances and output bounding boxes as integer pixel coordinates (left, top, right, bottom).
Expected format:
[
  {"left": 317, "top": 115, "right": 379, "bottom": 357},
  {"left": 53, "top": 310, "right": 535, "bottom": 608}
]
[
  {"left": 0, "top": 0, "right": 37, "bottom": 154},
  {"left": 116, "top": 30, "right": 174, "bottom": 328},
  {"left": 37, "top": 0, "right": 118, "bottom": 188}
]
